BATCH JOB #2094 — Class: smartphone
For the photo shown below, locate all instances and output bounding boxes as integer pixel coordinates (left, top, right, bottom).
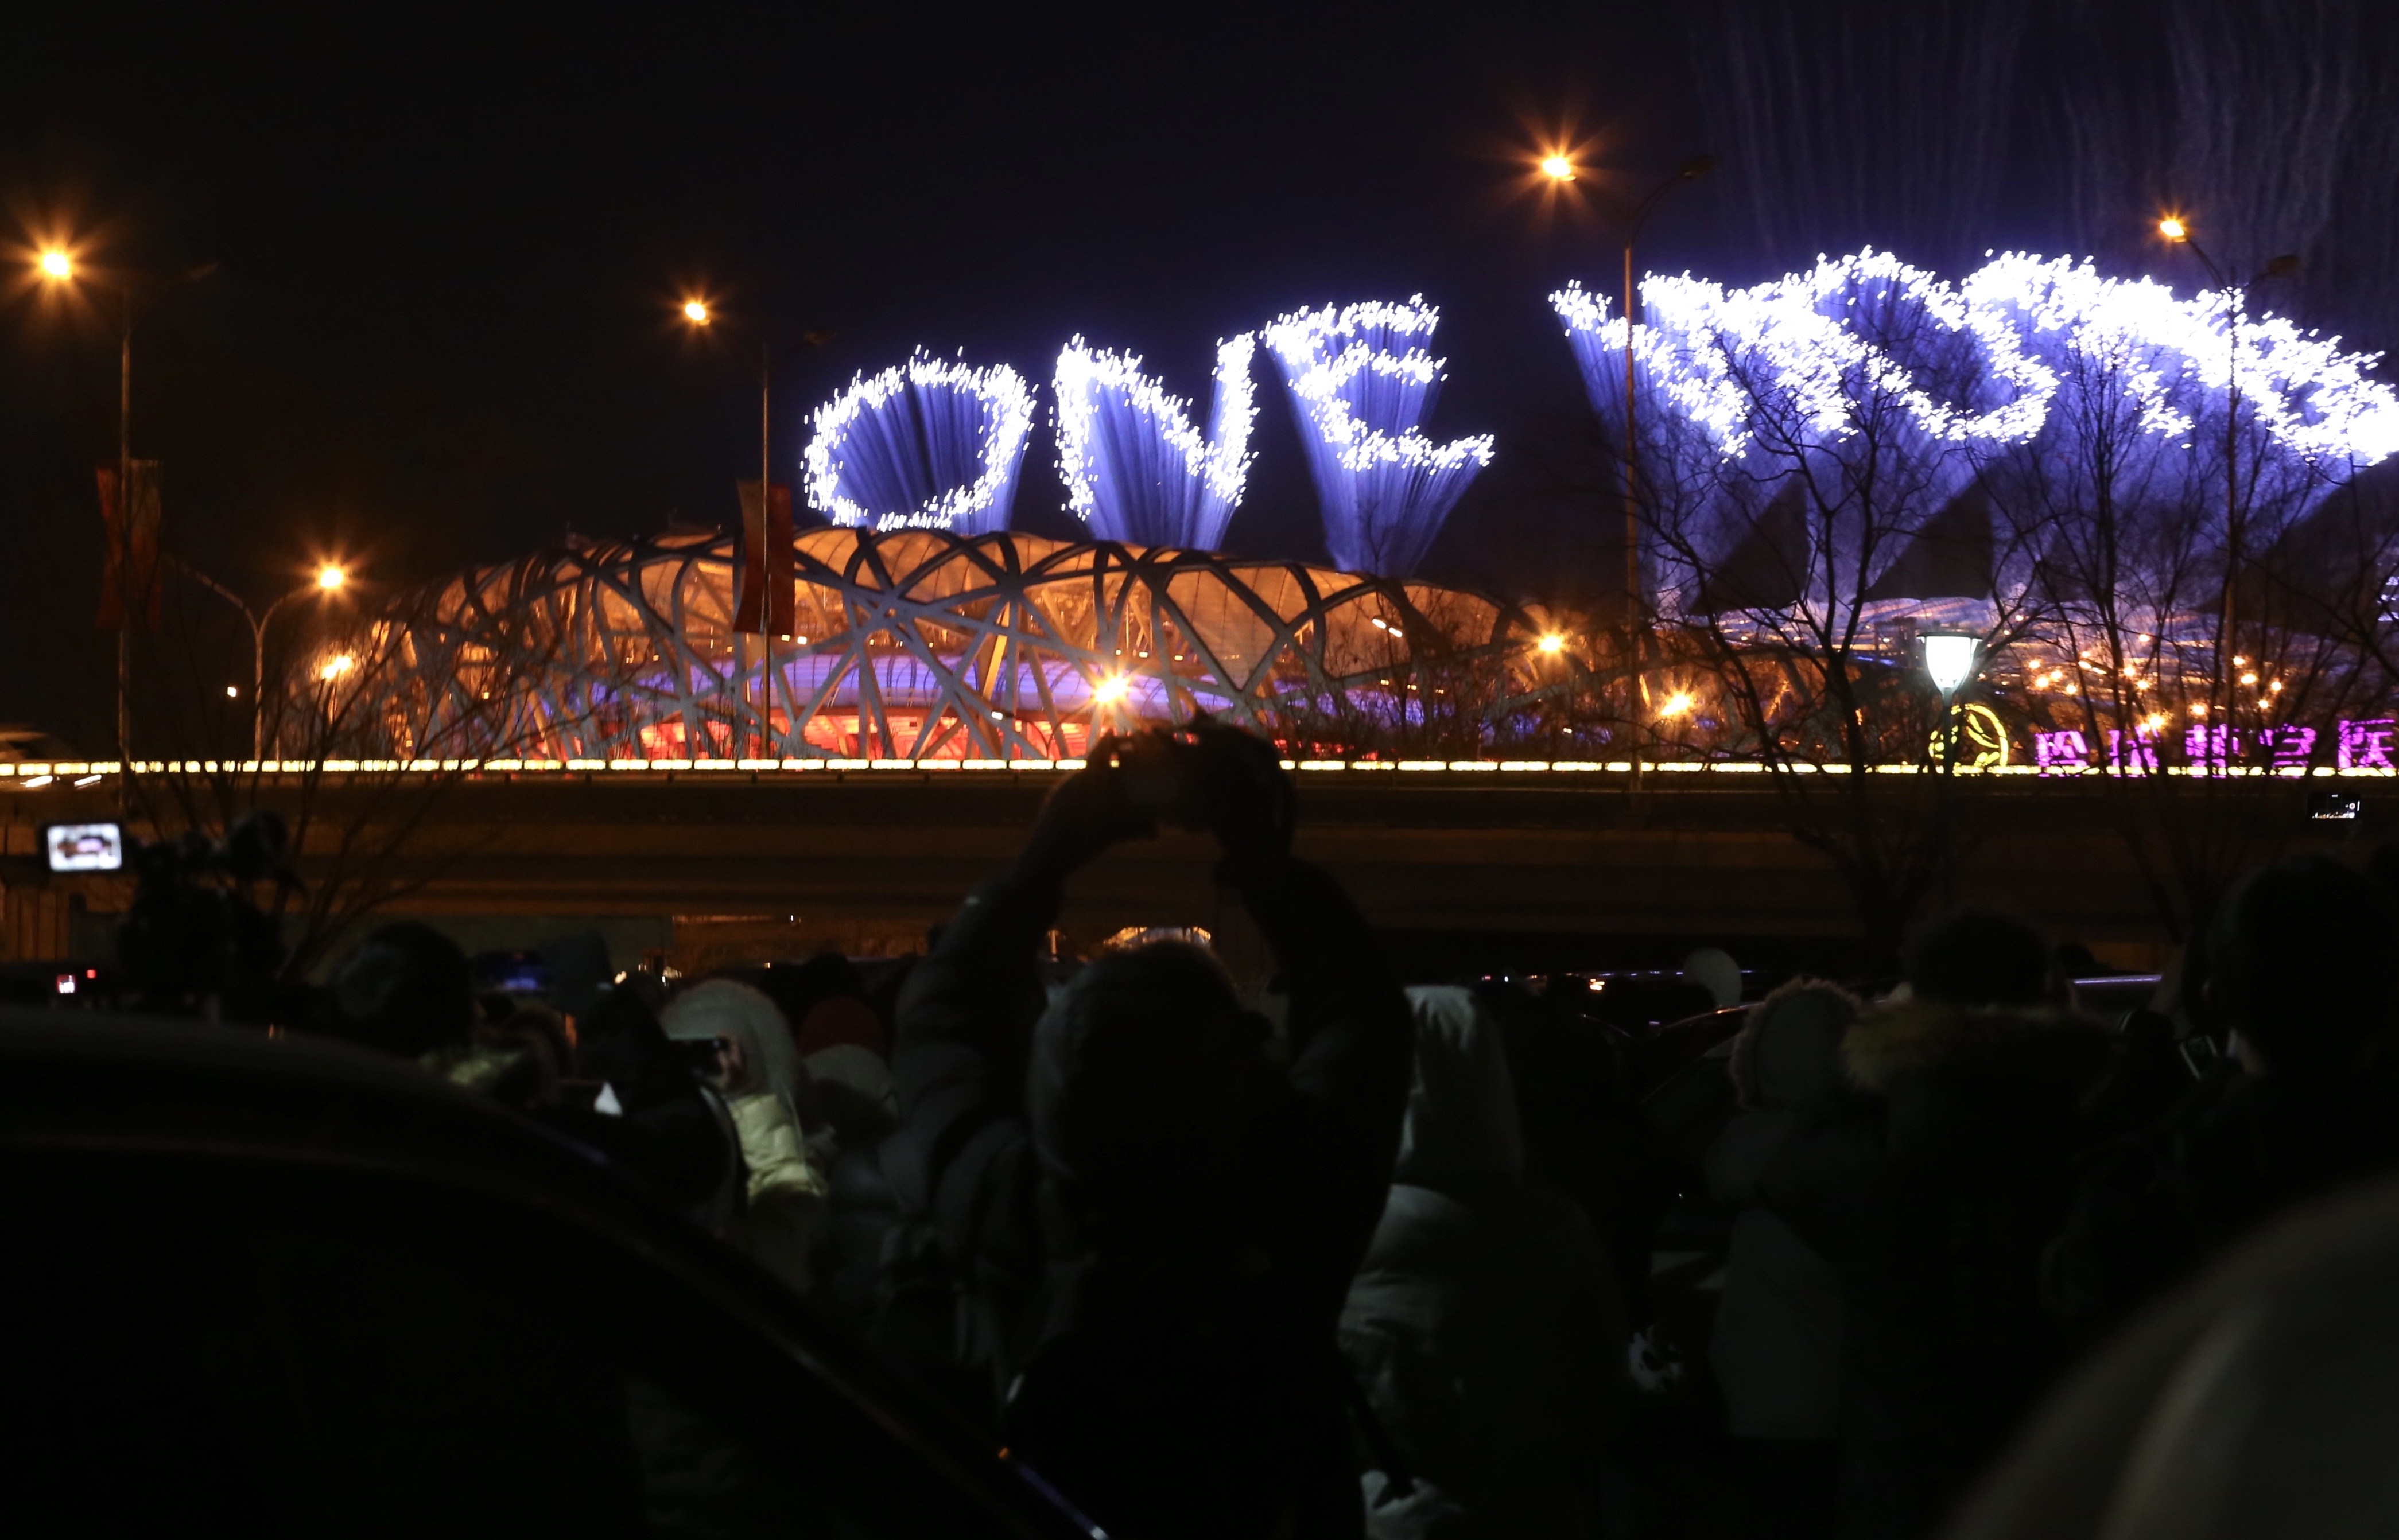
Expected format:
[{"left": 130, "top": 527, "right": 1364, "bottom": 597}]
[{"left": 44, "top": 822, "right": 126, "bottom": 874}]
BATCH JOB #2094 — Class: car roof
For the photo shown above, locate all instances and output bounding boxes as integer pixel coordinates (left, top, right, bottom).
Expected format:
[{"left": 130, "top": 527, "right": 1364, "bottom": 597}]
[{"left": 0, "top": 1006, "right": 1093, "bottom": 1540}]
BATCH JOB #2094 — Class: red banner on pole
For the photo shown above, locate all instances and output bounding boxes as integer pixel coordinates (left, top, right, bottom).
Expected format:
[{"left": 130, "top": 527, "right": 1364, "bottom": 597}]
[
  {"left": 733, "top": 480, "right": 795, "bottom": 636},
  {"left": 95, "top": 460, "right": 163, "bottom": 631}
]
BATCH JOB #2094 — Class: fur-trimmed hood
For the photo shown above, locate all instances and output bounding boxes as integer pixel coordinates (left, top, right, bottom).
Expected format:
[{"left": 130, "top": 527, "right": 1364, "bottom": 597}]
[
  {"left": 1843, "top": 997, "right": 2109, "bottom": 1097},
  {"left": 1842, "top": 997, "right": 2116, "bottom": 1180}
]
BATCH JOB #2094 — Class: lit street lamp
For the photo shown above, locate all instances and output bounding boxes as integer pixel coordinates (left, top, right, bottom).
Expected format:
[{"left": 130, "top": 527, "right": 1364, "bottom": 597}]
[
  {"left": 676, "top": 295, "right": 833, "bottom": 756},
  {"left": 2156, "top": 216, "right": 2299, "bottom": 710},
  {"left": 1922, "top": 632, "right": 1981, "bottom": 775},
  {"left": 1540, "top": 150, "right": 1713, "bottom": 790},
  {"left": 178, "top": 561, "right": 352, "bottom": 760},
  {"left": 33, "top": 241, "right": 217, "bottom": 792},
  {"left": 1539, "top": 151, "right": 1714, "bottom": 633}
]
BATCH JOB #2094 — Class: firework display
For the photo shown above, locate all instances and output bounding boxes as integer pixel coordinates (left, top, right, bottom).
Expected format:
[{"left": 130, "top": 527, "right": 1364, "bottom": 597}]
[{"left": 1053, "top": 334, "right": 1259, "bottom": 549}]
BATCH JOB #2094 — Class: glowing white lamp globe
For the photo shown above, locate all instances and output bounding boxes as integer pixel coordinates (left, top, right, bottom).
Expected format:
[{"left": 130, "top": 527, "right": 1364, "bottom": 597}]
[{"left": 1921, "top": 634, "right": 1981, "bottom": 697}]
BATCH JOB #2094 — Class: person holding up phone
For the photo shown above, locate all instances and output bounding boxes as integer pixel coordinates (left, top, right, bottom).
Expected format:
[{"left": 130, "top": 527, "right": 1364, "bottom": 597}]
[{"left": 885, "top": 719, "right": 1413, "bottom": 1540}]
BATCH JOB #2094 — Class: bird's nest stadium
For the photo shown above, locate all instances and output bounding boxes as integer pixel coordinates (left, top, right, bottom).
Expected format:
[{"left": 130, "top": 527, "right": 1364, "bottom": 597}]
[{"left": 351, "top": 527, "right": 1598, "bottom": 765}]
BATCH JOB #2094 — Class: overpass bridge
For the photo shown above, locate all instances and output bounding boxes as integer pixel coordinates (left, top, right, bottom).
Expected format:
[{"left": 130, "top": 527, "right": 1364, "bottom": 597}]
[{"left": 9, "top": 760, "right": 2351, "bottom": 975}]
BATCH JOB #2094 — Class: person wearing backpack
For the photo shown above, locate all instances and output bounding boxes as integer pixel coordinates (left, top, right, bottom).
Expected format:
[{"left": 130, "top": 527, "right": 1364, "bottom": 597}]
[{"left": 885, "top": 723, "right": 1414, "bottom": 1539}]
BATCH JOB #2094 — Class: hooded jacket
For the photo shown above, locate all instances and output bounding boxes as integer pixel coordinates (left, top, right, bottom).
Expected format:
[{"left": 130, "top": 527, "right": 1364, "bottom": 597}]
[
  {"left": 1705, "top": 981, "right": 1853, "bottom": 1441},
  {"left": 1340, "top": 987, "right": 1625, "bottom": 1540},
  {"left": 888, "top": 851, "right": 1412, "bottom": 1540},
  {"left": 662, "top": 980, "right": 830, "bottom": 1293},
  {"left": 1758, "top": 998, "right": 2110, "bottom": 1539}
]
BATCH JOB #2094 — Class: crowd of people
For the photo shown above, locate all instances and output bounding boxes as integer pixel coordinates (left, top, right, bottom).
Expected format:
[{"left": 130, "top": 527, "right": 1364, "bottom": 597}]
[{"left": 300, "top": 721, "right": 2399, "bottom": 1539}]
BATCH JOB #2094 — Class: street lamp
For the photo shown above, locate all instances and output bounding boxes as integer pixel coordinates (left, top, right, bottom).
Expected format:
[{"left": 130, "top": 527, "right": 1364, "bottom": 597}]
[
  {"left": 2157, "top": 216, "right": 2299, "bottom": 712},
  {"left": 1923, "top": 633, "right": 1980, "bottom": 775},
  {"left": 1542, "top": 153, "right": 1715, "bottom": 628},
  {"left": 178, "top": 561, "right": 354, "bottom": 760},
  {"left": 677, "top": 296, "right": 835, "bottom": 755},
  {"left": 679, "top": 292, "right": 778, "bottom": 757},
  {"left": 32, "top": 239, "right": 216, "bottom": 792},
  {"left": 1541, "top": 150, "right": 1714, "bottom": 788}
]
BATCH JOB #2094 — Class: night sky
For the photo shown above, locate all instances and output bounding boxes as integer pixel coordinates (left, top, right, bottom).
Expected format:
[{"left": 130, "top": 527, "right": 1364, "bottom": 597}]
[{"left": 2, "top": 1, "right": 2388, "bottom": 753}]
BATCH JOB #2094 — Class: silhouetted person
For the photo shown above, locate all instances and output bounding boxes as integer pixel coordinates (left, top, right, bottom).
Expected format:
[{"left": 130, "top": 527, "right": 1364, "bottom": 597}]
[
  {"left": 1707, "top": 980, "right": 1857, "bottom": 1540},
  {"left": 331, "top": 921, "right": 478, "bottom": 1059},
  {"left": 1903, "top": 909, "right": 2053, "bottom": 1009},
  {"left": 2047, "top": 854, "right": 2399, "bottom": 1336},
  {"left": 887, "top": 724, "right": 1412, "bottom": 1539},
  {"left": 1757, "top": 911, "right": 2110, "bottom": 1538},
  {"left": 662, "top": 979, "right": 828, "bottom": 1293},
  {"left": 1341, "top": 987, "right": 1626, "bottom": 1538}
]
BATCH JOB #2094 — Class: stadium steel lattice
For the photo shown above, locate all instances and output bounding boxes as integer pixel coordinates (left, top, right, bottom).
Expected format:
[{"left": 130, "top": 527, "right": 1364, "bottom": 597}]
[{"left": 363, "top": 527, "right": 1589, "bottom": 764}]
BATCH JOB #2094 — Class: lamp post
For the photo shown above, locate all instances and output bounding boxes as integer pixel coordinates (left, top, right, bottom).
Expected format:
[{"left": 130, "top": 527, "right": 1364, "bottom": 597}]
[
  {"left": 178, "top": 562, "right": 350, "bottom": 759},
  {"left": 1540, "top": 153, "right": 1714, "bottom": 789},
  {"left": 2156, "top": 219, "right": 2299, "bottom": 713},
  {"left": 1540, "top": 154, "right": 1715, "bottom": 633},
  {"left": 34, "top": 246, "right": 215, "bottom": 795},
  {"left": 1922, "top": 632, "right": 1981, "bottom": 777},
  {"left": 678, "top": 298, "right": 830, "bottom": 759}
]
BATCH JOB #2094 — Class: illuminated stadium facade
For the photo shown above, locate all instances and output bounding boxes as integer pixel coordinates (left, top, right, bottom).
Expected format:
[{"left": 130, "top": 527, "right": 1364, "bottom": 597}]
[{"left": 373, "top": 527, "right": 1581, "bottom": 764}]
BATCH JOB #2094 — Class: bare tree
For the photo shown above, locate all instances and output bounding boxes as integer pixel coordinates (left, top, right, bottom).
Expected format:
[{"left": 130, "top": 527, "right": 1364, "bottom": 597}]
[
  {"left": 1607, "top": 254, "right": 2058, "bottom": 955},
  {"left": 129, "top": 578, "right": 581, "bottom": 980},
  {"left": 1975, "top": 259, "right": 2390, "bottom": 939}
]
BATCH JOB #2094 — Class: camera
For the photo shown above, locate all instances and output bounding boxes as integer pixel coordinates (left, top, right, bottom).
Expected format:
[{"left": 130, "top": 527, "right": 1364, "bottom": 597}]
[
  {"left": 665, "top": 1035, "right": 730, "bottom": 1080},
  {"left": 1104, "top": 728, "right": 1205, "bottom": 827}
]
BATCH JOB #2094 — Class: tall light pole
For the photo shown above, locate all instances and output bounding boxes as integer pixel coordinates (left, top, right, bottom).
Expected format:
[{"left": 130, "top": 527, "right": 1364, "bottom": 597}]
[
  {"left": 1541, "top": 152, "right": 1715, "bottom": 785},
  {"left": 34, "top": 245, "right": 215, "bottom": 796},
  {"left": 178, "top": 561, "right": 350, "bottom": 759},
  {"left": 2157, "top": 218, "right": 2298, "bottom": 712},
  {"left": 678, "top": 299, "right": 832, "bottom": 757},
  {"left": 680, "top": 296, "right": 777, "bottom": 757}
]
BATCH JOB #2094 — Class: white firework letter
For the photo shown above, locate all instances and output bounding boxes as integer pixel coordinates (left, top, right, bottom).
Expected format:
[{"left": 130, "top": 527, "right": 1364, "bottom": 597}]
[
  {"left": 1051, "top": 333, "right": 1257, "bottom": 549},
  {"left": 804, "top": 351, "right": 1037, "bottom": 534}
]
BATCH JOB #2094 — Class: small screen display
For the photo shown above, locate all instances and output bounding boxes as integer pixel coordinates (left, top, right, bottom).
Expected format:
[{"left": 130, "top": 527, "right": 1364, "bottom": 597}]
[
  {"left": 2308, "top": 792, "right": 2365, "bottom": 822},
  {"left": 45, "top": 822, "right": 126, "bottom": 873}
]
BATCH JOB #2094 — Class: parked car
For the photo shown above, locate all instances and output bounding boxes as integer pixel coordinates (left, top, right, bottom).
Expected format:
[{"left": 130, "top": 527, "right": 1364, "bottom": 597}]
[{"left": 0, "top": 1008, "right": 1096, "bottom": 1538}]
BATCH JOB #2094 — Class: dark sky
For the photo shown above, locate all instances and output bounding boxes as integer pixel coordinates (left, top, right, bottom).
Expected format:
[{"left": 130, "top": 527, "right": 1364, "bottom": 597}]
[{"left": 0, "top": 3, "right": 1720, "bottom": 749}]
